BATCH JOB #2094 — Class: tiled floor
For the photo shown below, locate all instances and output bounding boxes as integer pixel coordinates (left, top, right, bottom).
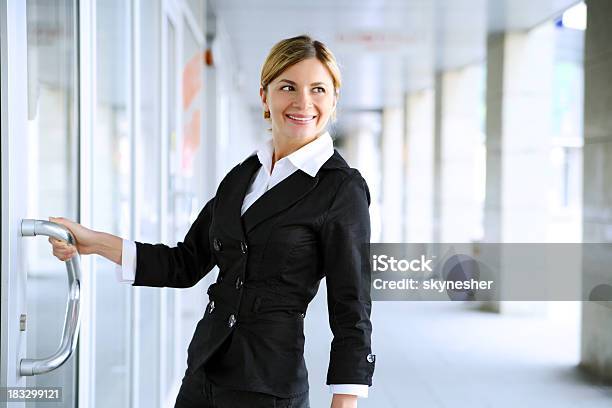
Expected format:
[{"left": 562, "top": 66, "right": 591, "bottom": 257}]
[{"left": 304, "top": 282, "right": 612, "bottom": 407}]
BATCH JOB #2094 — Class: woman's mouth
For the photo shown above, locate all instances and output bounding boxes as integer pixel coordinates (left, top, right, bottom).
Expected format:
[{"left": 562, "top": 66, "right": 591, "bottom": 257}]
[{"left": 286, "top": 114, "right": 316, "bottom": 125}]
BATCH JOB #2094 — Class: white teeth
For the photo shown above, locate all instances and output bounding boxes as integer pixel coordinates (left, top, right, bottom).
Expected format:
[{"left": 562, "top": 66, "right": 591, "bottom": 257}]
[{"left": 287, "top": 115, "right": 315, "bottom": 122}]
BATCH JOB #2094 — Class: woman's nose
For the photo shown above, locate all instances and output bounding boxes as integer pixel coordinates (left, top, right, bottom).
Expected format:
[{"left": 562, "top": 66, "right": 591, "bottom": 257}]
[{"left": 293, "top": 90, "right": 313, "bottom": 109}]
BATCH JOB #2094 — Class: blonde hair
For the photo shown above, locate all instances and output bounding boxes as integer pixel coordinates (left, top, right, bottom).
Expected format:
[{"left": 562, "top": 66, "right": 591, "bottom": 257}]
[{"left": 260, "top": 35, "right": 341, "bottom": 121}]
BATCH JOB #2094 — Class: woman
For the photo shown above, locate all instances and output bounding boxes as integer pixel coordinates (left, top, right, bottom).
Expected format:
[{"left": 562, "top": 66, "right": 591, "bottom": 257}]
[{"left": 49, "top": 35, "right": 375, "bottom": 408}]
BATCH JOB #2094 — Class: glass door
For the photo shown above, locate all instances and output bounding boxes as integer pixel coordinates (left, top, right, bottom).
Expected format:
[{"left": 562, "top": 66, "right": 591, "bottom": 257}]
[{"left": 1, "top": 0, "right": 79, "bottom": 407}]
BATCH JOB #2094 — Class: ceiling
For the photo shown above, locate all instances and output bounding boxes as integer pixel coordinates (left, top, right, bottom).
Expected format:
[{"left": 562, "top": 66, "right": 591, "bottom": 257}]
[{"left": 210, "top": 0, "right": 581, "bottom": 112}]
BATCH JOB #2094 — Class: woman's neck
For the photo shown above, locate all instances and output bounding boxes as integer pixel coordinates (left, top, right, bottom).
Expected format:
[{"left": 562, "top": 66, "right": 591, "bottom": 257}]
[{"left": 271, "top": 133, "right": 319, "bottom": 170}]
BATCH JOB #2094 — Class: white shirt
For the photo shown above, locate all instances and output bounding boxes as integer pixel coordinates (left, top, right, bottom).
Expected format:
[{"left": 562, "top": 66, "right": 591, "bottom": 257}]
[{"left": 116, "top": 131, "right": 368, "bottom": 398}]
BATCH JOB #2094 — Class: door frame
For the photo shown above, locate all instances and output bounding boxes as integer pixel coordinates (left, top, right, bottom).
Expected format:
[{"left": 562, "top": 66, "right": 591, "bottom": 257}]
[
  {"left": 1, "top": 0, "right": 31, "bottom": 401},
  {"left": 77, "top": 0, "right": 96, "bottom": 406}
]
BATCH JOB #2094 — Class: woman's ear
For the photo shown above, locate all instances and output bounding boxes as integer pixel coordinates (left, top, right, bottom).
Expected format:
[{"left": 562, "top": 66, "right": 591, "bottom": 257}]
[
  {"left": 331, "top": 91, "right": 339, "bottom": 121},
  {"left": 260, "top": 87, "right": 271, "bottom": 119},
  {"left": 260, "top": 86, "right": 268, "bottom": 111}
]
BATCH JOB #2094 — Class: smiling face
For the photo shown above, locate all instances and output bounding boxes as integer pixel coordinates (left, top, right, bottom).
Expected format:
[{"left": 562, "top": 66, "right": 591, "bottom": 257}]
[{"left": 260, "top": 57, "right": 337, "bottom": 145}]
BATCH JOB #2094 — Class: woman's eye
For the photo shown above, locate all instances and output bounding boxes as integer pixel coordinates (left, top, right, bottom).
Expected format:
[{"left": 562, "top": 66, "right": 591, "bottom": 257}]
[
  {"left": 313, "top": 87, "right": 326, "bottom": 93},
  {"left": 281, "top": 85, "right": 294, "bottom": 91}
]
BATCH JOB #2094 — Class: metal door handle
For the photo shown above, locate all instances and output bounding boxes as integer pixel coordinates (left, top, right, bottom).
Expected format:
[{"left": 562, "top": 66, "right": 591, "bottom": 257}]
[{"left": 19, "top": 219, "right": 82, "bottom": 376}]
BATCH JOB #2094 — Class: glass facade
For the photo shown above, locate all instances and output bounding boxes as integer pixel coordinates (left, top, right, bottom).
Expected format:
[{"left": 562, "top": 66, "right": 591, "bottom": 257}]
[{"left": 25, "top": 0, "right": 79, "bottom": 406}]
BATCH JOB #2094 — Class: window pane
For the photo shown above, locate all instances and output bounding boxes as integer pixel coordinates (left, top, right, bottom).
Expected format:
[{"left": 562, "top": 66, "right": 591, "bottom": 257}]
[
  {"left": 135, "top": 0, "right": 162, "bottom": 406},
  {"left": 93, "top": 0, "right": 132, "bottom": 406},
  {"left": 25, "top": 0, "right": 78, "bottom": 405}
]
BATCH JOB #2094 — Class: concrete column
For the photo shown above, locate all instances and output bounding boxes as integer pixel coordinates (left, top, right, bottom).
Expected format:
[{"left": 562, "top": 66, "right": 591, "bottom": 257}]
[
  {"left": 404, "top": 89, "right": 435, "bottom": 242},
  {"left": 380, "top": 57, "right": 405, "bottom": 242},
  {"left": 484, "top": 23, "right": 556, "bottom": 313},
  {"left": 439, "top": 65, "right": 485, "bottom": 242},
  {"left": 433, "top": 74, "right": 443, "bottom": 243},
  {"left": 485, "top": 23, "right": 556, "bottom": 243},
  {"left": 342, "top": 113, "right": 383, "bottom": 242},
  {"left": 483, "top": 32, "right": 503, "bottom": 244},
  {"left": 581, "top": 0, "right": 612, "bottom": 382},
  {"left": 381, "top": 107, "right": 405, "bottom": 241}
]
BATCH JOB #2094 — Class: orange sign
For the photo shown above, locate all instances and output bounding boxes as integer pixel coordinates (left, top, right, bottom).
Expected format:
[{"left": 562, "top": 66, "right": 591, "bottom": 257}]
[{"left": 183, "top": 52, "right": 203, "bottom": 110}]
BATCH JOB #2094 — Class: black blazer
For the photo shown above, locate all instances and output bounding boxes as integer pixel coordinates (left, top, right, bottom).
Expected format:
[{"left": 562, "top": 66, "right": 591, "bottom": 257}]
[{"left": 132, "top": 149, "right": 375, "bottom": 398}]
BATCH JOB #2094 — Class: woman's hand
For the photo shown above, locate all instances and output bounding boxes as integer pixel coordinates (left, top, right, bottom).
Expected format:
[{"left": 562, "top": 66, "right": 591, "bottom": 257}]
[
  {"left": 330, "top": 394, "right": 357, "bottom": 408},
  {"left": 47, "top": 216, "right": 99, "bottom": 261}
]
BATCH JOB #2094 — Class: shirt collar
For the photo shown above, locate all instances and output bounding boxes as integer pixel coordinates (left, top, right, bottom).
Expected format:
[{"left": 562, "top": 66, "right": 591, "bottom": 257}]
[{"left": 253, "top": 131, "right": 334, "bottom": 177}]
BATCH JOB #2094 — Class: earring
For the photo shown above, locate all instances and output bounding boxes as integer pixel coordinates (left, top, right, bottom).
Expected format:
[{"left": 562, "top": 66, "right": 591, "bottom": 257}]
[{"left": 264, "top": 110, "right": 270, "bottom": 119}]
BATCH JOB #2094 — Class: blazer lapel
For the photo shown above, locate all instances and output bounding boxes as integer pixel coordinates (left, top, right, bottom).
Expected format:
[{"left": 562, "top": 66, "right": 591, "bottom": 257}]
[
  {"left": 242, "top": 169, "right": 319, "bottom": 235},
  {"left": 215, "top": 154, "right": 261, "bottom": 240},
  {"left": 217, "top": 149, "right": 346, "bottom": 238}
]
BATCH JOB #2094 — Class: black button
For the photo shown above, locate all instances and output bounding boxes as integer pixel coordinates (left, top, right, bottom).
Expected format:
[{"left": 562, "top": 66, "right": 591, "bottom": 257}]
[
  {"left": 213, "top": 238, "right": 222, "bottom": 251},
  {"left": 235, "top": 277, "right": 243, "bottom": 290},
  {"left": 228, "top": 314, "right": 236, "bottom": 328},
  {"left": 208, "top": 301, "right": 215, "bottom": 314},
  {"left": 217, "top": 275, "right": 223, "bottom": 283},
  {"left": 240, "top": 241, "right": 248, "bottom": 254},
  {"left": 300, "top": 312, "right": 305, "bottom": 318}
]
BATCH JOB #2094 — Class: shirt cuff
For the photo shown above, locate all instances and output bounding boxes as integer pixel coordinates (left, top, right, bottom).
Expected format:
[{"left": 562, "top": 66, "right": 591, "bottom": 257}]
[
  {"left": 114, "top": 239, "right": 136, "bottom": 284},
  {"left": 329, "top": 384, "right": 369, "bottom": 398}
]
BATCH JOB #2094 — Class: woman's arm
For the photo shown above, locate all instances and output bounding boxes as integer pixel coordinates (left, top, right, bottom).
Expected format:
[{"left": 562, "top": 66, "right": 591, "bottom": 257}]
[
  {"left": 48, "top": 217, "right": 122, "bottom": 264},
  {"left": 91, "top": 230, "right": 123, "bottom": 265},
  {"left": 131, "top": 196, "right": 217, "bottom": 288},
  {"left": 320, "top": 171, "right": 376, "bottom": 404},
  {"left": 49, "top": 196, "right": 216, "bottom": 289},
  {"left": 331, "top": 394, "right": 357, "bottom": 408}
]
